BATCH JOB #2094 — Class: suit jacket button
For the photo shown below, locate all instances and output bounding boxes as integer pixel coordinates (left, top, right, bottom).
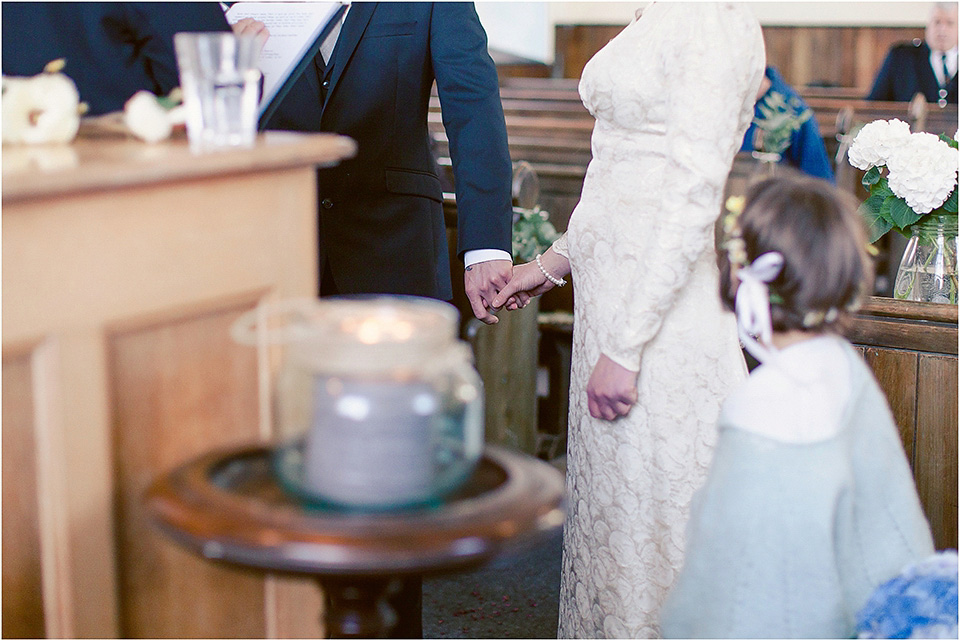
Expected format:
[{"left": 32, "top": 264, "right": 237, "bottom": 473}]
[
  {"left": 322, "top": 80, "right": 330, "bottom": 88},
  {"left": 321, "top": 198, "right": 334, "bottom": 209}
]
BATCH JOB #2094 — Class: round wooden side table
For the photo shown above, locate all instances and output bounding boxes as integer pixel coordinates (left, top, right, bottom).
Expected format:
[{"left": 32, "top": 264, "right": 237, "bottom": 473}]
[{"left": 145, "top": 444, "right": 565, "bottom": 638}]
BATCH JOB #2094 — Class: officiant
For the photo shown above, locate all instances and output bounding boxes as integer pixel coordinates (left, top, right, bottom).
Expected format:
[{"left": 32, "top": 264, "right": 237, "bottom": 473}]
[
  {"left": 263, "top": 2, "right": 515, "bottom": 327},
  {"left": 1, "top": 2, "right": 231, "bottom": 115}
]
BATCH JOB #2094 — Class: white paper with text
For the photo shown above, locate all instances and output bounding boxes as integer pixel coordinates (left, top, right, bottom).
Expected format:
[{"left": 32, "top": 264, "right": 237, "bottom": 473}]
[{"left": 225, "top": 1, "right": 343, "bottom": 116}]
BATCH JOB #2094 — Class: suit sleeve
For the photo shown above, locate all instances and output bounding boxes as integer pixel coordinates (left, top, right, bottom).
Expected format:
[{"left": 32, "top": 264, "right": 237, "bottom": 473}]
[
  {"left": 787, "top": 114, "right": 835, "bottom": 182},
  {"left": 126, "top": 2, "right": 232, "bottom": 96},
  {"left": 430, "top": 3, "right": 513, "bottom": 259}
]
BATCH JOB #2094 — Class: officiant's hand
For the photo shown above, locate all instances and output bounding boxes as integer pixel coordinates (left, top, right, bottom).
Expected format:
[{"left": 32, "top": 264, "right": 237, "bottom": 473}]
[
  {"left": 231, "top": 18, "right": 270, "bottom": 51},
  {"left": 587, "top": 354, "right": 638, "bottom": 420}
]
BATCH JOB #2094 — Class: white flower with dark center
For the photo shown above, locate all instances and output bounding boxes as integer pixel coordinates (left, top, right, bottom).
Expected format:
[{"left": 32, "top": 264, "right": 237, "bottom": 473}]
[
  {"left": 2, "top": 72, "right": 81, "bottom": 144},
  {"left": 123, "top": 91, "right": 173, "bottom": 143},
  {"left": 847, "top": 118, "right": 913, "bottom": 170},
  {"left": 886, "top": 133, "right": 959, "bottom": 214}
]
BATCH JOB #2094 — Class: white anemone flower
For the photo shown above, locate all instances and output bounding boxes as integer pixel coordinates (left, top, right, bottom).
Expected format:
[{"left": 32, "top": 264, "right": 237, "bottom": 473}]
[
  {"left": 2, "top": 72, "right": 81, "bottom": 144},
  {"left": 123, "top": 91, "right": 173, "bottom": 143},
  {"left": 885, "top": 133, "right": 959, "bottom": 214},
  {"left": 847, "top": 118, "right": 913, "bottom": 170}
]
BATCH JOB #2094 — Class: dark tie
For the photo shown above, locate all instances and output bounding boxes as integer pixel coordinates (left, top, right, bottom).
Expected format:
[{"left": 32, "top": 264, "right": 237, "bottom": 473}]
[{"left": 942, "top": 54, "right": 951, "bottom": 87}]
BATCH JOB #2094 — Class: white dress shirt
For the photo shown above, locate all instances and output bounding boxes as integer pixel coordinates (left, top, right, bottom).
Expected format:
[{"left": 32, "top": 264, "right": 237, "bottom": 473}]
[{"left": 930, "top": 46, "right": 958, "bottom": 87}]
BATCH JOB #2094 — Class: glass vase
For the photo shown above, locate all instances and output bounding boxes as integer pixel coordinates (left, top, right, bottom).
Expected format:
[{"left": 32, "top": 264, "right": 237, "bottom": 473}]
[{"left": 893, "top": 216, "right": 959, "bottom": 304}]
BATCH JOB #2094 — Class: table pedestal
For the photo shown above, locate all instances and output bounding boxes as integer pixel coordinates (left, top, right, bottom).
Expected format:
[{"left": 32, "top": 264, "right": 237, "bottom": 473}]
[{"left": 146, "top": 445, "right": 565, "bottom": 638}]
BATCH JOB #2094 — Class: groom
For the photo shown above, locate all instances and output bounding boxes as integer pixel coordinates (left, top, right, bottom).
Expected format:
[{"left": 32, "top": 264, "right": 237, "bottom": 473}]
[
  {"left": 263, "top": 3, "right": 513, "bottom": 636},
  {"left": 264, "top": 2, "right": 515, "bottom": 326}
]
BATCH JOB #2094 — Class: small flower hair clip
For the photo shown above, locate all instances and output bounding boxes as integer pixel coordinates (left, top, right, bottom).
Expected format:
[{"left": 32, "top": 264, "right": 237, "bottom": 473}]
[
  {"left": 721, "top": 195, "right": 748, "bottom": 269},
  {"left": 801, "top": 307, "right": 841, "bottom": 328}
]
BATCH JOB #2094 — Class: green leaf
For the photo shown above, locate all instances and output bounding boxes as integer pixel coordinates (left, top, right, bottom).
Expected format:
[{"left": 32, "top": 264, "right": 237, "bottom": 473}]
[
  {"left": 887, "top": 196, "right": 922, "bottom": 229},
  {"left": 862, "top": 191, "right": 887, "bottom": 215},
  {"left": 872, "top": 179, "right": 894, "bottom": 201},
  {"left": 861, "top": 207, "right": 894, "bottom": 243},
  {"left": 939, "top": 133, "right": 959, "bottom": 149},
  {"left": 861, "top": 166, "right": 882, "bottom": 187},
  {"left": 942, "top": 188, "right": 958, "bottom": 214}
]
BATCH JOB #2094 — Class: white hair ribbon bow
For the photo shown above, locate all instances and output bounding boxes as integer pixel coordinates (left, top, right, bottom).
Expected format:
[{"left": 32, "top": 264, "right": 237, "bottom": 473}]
[{"left": 735, "top": 251, "right": 784, "bottom": 364}]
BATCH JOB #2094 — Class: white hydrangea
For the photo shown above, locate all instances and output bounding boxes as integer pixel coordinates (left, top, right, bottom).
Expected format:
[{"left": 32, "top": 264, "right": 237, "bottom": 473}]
[
  {"left": 123, "top": 91, "right": 173, "bottom": 143},
  {"left": 2, "top": 72, "right": 81, "bottom": 144},
  {"left": 885, "top": 132, "right": 959, "bottom": 214},
  {"left": 847, "top": 118, "right": 913, "bottom": 170}
]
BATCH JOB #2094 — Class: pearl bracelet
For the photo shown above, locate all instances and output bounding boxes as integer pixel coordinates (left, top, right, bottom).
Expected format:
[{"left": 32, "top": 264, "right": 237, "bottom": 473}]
[{"left": 536, "top": 253, "right": 567, "bottom": 287}]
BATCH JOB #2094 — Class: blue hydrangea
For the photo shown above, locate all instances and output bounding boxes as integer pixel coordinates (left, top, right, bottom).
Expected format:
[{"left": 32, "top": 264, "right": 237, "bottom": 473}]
[{"left": 857, "top": 550, "right": 958, "bottom": 639}]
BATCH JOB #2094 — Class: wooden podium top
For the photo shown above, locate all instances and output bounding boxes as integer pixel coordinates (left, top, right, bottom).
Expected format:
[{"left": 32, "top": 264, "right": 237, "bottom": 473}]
[{"left": 2, "top": 127, "right": 356, "bottom": 204}]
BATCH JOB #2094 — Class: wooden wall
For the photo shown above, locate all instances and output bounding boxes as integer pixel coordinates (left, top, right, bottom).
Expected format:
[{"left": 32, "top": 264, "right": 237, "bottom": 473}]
[{"left": 554, "top": 25, "right": 926, "bottom": 90}]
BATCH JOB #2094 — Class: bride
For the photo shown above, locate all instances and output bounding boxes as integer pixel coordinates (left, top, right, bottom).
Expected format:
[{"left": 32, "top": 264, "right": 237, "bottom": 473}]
[{"left": 492, "top": 3, "right": 765, "bottom": 636}]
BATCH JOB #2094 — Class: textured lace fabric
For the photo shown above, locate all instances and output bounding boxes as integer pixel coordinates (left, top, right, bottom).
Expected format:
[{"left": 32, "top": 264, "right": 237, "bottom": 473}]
[{"left": 554, "top": 4, "right": 765, "bottom": 638}]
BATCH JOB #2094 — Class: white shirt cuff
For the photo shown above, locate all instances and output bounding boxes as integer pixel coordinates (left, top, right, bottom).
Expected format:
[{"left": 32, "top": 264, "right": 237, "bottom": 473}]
[{"left": 464, "top": 249, "right": 512, "bottom": 267}]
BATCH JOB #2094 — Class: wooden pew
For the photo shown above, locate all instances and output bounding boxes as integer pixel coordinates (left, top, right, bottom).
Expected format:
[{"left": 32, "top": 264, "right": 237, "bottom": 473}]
[{"left": 431, "top": 78, "right": 956, "bottom": 303}]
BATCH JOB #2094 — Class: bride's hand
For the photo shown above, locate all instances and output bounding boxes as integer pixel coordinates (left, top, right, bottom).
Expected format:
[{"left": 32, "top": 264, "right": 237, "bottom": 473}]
[
  {"left": 492, "top": 250, "right": 570, "bottom": 311},
  {"left": 587, "top": 354, "right": 638, "bottom": 420},
  {"left": 491, "top": 261, "right": 551, "bottom": 310}
]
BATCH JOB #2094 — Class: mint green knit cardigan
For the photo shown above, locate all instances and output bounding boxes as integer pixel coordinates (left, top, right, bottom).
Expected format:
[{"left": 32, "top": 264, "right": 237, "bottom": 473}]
[{"left": 660, "top": 340, "right": 935, "bottom": 639}]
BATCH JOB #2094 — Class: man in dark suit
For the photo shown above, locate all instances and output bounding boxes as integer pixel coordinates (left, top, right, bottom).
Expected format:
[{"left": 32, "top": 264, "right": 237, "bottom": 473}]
[
  {"left": 264, "top": 2, "right": 514, "bottom": 325},
  {"left": 262, "top": 4, "right": 513, "bottom": 635},
  {"left": 867, "top": 2, "right": 958, "bottom": 106},
  {"left": 1, "top": 2, "right": 231, "bottom": 115}
]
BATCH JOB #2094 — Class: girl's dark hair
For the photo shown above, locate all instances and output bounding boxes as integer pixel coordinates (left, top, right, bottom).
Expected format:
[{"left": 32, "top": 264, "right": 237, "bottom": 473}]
[{"left": 719, "top": 173, "right": 874, "bottom": 332}]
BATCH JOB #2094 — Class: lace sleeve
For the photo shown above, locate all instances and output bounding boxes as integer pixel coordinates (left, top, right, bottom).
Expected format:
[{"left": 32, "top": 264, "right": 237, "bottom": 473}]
[
  {"left": 551, "top": 232, "right": 570, "bottom": 259},
  {"left": 596, "top": 8, "right": 764, "bottom": 371}
]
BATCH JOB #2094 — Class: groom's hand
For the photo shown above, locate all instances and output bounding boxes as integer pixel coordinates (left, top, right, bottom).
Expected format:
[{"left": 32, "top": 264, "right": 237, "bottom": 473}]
[{"left": 465, "top": 259, "right": 513, "bottom": 324}]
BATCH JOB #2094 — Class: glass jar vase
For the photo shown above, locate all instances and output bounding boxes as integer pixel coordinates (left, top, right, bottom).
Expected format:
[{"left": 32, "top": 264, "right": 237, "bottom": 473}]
[
  {"left": 893, "top": 216, "right": 959, "bottom": 304},
  {"left": 232, "top": 296, "right": 484, "bottom": 510}
]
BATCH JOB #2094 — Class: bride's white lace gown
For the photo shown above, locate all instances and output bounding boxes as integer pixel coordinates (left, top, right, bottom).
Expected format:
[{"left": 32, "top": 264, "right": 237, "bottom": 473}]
[{"left": 551, "top": 4, "right": 765, "bottom": 638}]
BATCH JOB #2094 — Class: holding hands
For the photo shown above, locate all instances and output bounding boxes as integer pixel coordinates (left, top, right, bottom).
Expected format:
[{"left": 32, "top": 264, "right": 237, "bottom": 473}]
[
  {"left": 491, "top": 248, "right": 570, "bottom": 310},
  {"left": 465, "top": 259, "right": 514, "bottom": 325}
]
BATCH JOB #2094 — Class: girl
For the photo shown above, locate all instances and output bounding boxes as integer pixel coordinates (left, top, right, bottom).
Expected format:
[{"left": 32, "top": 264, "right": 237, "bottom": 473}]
[{"left": 660, "top": 174, "right": 935, "bottom": 638}]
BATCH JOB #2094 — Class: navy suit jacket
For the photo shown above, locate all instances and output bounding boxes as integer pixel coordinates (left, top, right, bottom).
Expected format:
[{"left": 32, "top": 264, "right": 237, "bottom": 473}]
[
  {"left": 1, "top": 2, "right": 231, "bottom": 116},
  {"left": 867, "top": 40, "right": 958, "bottom": 104},
  {"left": 265, "top": 2, "right": 513, "bottom": 300}
]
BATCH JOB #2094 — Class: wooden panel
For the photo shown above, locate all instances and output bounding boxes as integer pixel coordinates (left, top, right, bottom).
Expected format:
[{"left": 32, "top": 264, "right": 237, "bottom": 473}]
[
  {"left": 554, "top": 25, "right": 624, "bottom": 80},
  {"left": 555, "top": 25, "right": 925, "bottom": 90},
  {"left": 862, "top": 348, "right": 918, "bottom": 468},
  {"left": 915, "top": 354, "right": 959, "bottom": 551},
  {"left": 2, "top": 352, "right": 45, "bottom": 639},
  {"left": 847, "top": 313, "right": 958, "bottom": 356},
  {"left": 3, "top": 133, "right": 340, "bottom": 639},
  {"left": 762, "top": 26, "right": 923, "bottom": 89},
  {"left": 469, "top": 301, "right": 541, "bottom": 456},
  {"left": 109, "top": 303, "right": 266, "bottom": 638}
]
